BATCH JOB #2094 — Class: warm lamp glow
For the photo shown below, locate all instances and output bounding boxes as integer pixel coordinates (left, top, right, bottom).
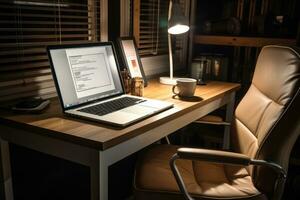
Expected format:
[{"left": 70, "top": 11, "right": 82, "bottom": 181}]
[{"left": 168, "top": 24, "right": 190, "bottom": 34}]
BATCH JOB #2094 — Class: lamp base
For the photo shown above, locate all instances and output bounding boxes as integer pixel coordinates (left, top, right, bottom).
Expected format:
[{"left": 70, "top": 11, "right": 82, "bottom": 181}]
[{"left": 159, "top": 77, "right": 178, "bottom": 85}]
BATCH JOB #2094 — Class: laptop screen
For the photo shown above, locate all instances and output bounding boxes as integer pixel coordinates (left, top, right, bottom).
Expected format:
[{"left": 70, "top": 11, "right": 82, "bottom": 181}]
[{"left": 48, "top": 43, "right": 124, "bottom": 109}]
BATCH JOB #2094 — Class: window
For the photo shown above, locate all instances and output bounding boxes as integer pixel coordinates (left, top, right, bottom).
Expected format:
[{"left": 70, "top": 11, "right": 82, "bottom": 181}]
[
  {"left": 133, "top": 0, "right": 189, "bottom": 57},
  {"left": 0, "top": 0, "right": 102, "bottom": 102}
]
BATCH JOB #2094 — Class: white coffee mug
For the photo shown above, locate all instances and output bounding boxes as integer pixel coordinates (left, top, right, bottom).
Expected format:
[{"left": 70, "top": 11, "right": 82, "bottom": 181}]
[{"left": 172, "top": 78, "right": 197, "bottom": 97}]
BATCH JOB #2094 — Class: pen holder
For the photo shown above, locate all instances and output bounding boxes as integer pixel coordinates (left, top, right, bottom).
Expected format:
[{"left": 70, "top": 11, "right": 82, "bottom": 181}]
[
  {"left": 121, "top": 69, "right": 131, "bottom": 94},
  {"left": 131, "top": 77, "right": 144, "bottom": 97}
]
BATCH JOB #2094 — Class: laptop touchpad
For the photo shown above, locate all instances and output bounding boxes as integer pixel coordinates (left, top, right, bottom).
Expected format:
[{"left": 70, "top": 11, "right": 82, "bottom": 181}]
[
  {"left": 121, "top": 105, "right": 156, "bottom": 115},
  {"left": 100, "top": 111, "right": 141, "bottom": 124}
]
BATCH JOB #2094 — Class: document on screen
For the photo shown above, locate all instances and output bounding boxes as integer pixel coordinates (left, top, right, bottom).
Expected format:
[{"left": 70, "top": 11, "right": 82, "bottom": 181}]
[{"left": 66, "top": 47, "right": 116, "bottom": 98}]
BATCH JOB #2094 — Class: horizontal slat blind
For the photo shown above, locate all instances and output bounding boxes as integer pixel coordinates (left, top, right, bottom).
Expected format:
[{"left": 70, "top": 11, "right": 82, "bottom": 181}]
[
  {"left": 0, "top": 0, "right": 101, "bottom": 102},
  {"left": 134, "top": 0, "right": 187, "bottom": 57}
]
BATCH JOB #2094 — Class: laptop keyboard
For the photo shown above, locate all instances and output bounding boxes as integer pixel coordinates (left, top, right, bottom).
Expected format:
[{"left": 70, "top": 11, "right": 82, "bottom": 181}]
[{"left": 79, "top": 97, "right": 146, "bottom": 116}]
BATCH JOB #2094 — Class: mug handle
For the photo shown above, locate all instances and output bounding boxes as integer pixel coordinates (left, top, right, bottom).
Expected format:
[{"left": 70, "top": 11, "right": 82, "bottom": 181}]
[{"left": 172, "top": 85, "right": 179, "bottom": 95}]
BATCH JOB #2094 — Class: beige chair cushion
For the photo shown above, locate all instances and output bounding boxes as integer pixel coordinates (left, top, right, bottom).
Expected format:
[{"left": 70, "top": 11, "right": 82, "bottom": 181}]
[{"left": 134, "top": 145, "right": 267, "bottom": 200}]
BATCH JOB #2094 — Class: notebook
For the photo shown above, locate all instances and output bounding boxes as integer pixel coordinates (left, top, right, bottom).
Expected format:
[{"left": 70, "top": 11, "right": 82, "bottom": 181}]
[{"left": 47, "top": 42, "right": 173, "bottom": 127}]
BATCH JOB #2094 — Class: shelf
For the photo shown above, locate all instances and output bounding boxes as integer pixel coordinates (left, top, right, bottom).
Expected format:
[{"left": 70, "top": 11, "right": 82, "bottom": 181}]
[
  {"left": 290, "top": 157, "right": 300, "bottom": 167},
  {"left": 194, "top": 35, "right": 297, "bottom": 47}
]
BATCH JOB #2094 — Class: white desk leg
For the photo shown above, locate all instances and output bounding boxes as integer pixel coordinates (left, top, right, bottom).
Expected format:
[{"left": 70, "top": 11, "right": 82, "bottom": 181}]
[
  {"left": 99, "top": 151, "right": 108, "bottom": 200},
  {"left": 90, "top": 152, "right": 100, "bottom": 200},
  {"left": 222, "top": 92, "right": 236, "bottom": 150},
  {"left": 0, "top": 139, "right": 14, "bottom": 200}
]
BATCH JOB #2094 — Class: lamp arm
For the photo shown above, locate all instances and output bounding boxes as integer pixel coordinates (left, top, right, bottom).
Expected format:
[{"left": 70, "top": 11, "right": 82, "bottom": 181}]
[
  {"left": 168, "top": 0, "right": 172, "bottom": 21},
  {"left": 168, "top": 33, "right": 173, "bottom": 79},
  {"left": 168, "top": 0, "right": 173, "bottom": 80}
]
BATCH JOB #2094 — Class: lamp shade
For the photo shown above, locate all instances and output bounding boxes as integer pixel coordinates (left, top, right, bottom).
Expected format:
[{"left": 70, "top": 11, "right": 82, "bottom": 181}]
[{"left": 168, "top": 1, "right": 189, "bottom": 34}]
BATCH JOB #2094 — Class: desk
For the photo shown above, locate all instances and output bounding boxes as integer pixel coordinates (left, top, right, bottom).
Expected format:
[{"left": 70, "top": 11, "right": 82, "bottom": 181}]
[{"left": 0, "top": 80, "right": 240, "bottom": 200}]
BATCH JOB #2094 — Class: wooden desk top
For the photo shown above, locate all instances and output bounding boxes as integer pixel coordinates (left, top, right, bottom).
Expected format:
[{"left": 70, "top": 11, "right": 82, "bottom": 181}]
[{"left": 0, "top": 80, "right": 240, "bottom": 150}]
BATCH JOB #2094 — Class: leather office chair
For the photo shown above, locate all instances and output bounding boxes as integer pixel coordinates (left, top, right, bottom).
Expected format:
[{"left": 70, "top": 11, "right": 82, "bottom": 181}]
[{"left": 134, "top": 45, "right": 300, "bottom": 200}]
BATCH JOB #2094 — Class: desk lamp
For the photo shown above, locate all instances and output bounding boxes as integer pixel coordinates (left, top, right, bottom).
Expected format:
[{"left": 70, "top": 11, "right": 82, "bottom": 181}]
[{"left": 159, "top": 0, "right": 190, "bottom": 85}]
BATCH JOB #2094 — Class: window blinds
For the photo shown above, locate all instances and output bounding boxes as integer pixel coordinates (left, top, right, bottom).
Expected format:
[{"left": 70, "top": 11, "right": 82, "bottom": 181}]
[
  {"left": 134, "top": 0, "right": 188, "bottom": 57},
  {"left": 0, "top": 0, "right": 101, "bottom": 102}
]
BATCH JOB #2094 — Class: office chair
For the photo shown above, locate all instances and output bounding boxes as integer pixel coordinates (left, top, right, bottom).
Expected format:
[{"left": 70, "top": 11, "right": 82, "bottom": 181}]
[{"left": 134, "top": 45, "right": 300, "bottom": 200}]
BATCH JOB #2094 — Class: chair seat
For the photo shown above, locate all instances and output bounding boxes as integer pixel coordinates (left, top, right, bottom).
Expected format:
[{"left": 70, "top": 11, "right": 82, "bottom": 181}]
[{"left": 134, "top": 145, "right": 267, "bottom": 200}]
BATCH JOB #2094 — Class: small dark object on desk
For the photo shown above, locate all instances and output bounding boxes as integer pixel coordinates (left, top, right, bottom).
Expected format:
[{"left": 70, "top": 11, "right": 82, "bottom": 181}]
[
  {"left": 197, "top": 79, "right": 206, "bottom": 85},
  {"left": 12, "top": 97, "right": 50, "bottom": 113}
]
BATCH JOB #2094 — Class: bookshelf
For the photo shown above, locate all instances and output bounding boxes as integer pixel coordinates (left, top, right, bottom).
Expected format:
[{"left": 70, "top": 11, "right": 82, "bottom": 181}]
[{"left": 188, "top": 0, "right": 300, "bottom": 97}]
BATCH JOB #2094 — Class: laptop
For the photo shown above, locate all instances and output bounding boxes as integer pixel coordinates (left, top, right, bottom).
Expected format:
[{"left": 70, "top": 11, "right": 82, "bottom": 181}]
[{"left": 47, "top": 42, "right": 173, "bottom": 127}]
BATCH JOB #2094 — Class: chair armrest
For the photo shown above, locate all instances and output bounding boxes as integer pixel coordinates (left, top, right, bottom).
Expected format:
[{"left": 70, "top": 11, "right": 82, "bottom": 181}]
[
  {"left": 177, "top": 148, "right": 251, "bottom": 165},
  {"left": 170, "top": 148, "right": 287, "bottom": 200}
]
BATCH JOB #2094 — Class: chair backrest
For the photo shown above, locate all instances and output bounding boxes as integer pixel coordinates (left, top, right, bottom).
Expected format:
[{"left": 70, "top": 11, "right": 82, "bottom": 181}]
[{"left": 231, "top": 45, "right": 300, "bottom": 197}]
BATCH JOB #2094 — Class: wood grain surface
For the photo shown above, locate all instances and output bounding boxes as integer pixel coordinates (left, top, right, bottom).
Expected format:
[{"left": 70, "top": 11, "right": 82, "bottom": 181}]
[{"left": 0, "top": 79, "right": 240, "bottom": 150}]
